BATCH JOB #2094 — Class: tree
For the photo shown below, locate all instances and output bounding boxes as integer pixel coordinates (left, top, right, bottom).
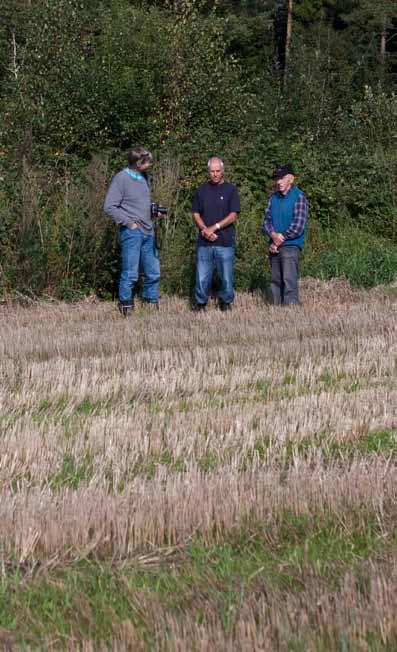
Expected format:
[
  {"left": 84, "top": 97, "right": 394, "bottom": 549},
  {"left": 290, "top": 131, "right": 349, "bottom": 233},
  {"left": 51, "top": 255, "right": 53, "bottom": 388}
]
[
  {"left": 339, "top": 0, "right": 397, "bottom": 69},
  {"left": 285, "top": 0, "right": 293, "bottom": 76}
]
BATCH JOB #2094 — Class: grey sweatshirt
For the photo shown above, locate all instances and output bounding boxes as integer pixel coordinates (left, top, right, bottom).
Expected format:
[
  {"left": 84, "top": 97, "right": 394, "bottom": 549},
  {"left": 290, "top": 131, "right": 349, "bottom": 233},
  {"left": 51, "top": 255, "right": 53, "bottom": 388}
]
[{"left": 103, "top": 169, "right": 153, "bottom": 234}]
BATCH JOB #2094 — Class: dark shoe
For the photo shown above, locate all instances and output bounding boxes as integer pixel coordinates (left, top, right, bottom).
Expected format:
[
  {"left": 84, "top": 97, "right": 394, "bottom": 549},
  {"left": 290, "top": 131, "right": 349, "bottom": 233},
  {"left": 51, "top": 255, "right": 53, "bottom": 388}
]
[
  {"left": 118, "top": 301, "right": 134, "bottom": 317},
  {"left": 193, "top": 303, "right": 207, "bottom": 312},
  {"left": 219, "top": 300, "right": 231, "bottom": 312}
]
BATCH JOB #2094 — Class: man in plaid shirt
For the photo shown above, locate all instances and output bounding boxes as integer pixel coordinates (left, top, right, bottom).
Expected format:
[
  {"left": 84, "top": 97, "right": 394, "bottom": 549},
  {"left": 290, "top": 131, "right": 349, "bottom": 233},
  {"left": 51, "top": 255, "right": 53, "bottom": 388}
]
[{"left": 262, "top": 165, "right": 308, "bottom": 305}]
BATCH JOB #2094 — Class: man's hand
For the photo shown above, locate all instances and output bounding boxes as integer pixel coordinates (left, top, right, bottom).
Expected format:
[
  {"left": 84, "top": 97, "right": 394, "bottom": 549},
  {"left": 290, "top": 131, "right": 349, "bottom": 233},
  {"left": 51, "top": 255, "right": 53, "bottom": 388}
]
[
  {"left": 271, "top": 231, "right": 285, "bottom": 247},
  {"left": 201, "top": 227, "right": 218, "bottom": 241},
  {"left": 269, "top": 242, "right": 279, "bottom": 254},
  {"left": 204, "top": 224, "right": 218, "bottom": 237}
]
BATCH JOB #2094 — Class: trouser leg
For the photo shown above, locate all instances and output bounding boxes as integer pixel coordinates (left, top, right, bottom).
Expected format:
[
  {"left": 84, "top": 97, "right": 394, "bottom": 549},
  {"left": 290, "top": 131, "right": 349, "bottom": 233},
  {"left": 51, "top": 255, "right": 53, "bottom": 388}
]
[
  {"left": 119, "top": 228, "right": 142, "bottom": 305},
  {"left": 281, "top": 246, "right": 300, "bottom": 305},
  {"left": 214, "top": 246, "right": 235, "bottom": 305},
  {"left": 269, "top": 252, "right": 283, "bottom": 305},
  {"left": 195, "top": 247, "right": 214, "bottom": 305},
  {"left": 141, "top": 234, "right": 160, "bottom": 302}
]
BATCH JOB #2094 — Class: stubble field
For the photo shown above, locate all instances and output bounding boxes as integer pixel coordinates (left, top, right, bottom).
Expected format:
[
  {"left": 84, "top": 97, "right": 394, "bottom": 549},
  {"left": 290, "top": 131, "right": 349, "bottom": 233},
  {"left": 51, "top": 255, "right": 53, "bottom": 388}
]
[{"left": 0, "top": 280, "right": 396, "bottom": 651}]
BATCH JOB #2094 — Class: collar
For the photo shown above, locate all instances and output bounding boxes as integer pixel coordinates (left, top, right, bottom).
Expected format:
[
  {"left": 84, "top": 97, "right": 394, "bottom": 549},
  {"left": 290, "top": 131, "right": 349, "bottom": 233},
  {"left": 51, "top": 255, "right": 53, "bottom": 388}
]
[{"left": 124, "top": 168, "right": 145, "bottom": 181}]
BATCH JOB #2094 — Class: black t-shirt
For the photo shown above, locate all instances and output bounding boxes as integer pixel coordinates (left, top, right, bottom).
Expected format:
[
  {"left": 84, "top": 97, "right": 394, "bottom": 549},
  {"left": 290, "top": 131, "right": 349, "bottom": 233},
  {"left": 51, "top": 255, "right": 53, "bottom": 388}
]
[{"left": 192, "top": 181, "right": 241, "bottom": 247}]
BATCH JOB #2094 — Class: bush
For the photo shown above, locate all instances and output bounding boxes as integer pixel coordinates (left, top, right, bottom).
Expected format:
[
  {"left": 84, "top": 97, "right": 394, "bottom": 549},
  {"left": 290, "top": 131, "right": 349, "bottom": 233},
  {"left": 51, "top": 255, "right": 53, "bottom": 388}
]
[
  {"left": 1, "top": 3, "right": 397, "bottom": 299},
  {"left": 302, "top": 222, "right": 397, "bottom": 288}
]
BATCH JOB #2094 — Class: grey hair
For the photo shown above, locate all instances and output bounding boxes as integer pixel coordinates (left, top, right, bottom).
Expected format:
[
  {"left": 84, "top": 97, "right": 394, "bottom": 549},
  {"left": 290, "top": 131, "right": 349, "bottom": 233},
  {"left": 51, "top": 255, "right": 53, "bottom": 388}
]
[
  {"left": 207, "top": 156, "right": 224, "bottom": 170},
  {"left": 127, "top": 146, "right": 153, "bottom": 169}
]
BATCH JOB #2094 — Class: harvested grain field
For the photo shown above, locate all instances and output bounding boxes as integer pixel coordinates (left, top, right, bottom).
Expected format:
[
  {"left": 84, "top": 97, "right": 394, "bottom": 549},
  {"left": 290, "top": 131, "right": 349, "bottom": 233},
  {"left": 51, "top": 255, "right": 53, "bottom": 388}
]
[{"left": 0, "top": 280, "right": 396, "bottom": 651}]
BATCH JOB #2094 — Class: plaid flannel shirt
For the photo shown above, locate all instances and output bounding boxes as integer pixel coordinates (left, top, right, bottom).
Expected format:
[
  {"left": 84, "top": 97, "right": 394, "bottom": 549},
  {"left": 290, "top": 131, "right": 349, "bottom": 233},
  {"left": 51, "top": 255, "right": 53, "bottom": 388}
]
[{"left": 262, "top": 191, "right": 308, "bottom": 240}]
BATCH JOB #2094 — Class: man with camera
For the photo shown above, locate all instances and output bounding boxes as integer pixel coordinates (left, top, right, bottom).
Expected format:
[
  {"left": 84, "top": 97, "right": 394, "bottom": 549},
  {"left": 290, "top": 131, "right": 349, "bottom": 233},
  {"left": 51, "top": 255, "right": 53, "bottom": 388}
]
[
  {"left": 193, "top": 157, "right": 240, "bottom": 311},
  {"left": 104, "top": 146, "right": 166, "bottom": 316}
]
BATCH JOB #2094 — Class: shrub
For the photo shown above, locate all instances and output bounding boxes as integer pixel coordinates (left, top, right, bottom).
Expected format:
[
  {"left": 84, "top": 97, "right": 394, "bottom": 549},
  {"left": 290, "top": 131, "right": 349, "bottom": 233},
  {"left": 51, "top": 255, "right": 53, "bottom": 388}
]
[{"left": 302, "top": 222, "right": 397, "bottom": 288}]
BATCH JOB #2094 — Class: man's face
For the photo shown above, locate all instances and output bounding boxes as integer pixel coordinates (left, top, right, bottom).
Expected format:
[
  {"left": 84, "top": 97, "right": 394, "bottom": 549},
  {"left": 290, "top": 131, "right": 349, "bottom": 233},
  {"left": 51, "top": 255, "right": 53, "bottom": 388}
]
[
  {"left": 276, "top": 173, "right": 294, "bottom": 195},
  {"left": 209, "top": 161, "right": 224, "bottom": 184},
  {"left": 137, "top": 160, "right": 152, "bottom": 172}
]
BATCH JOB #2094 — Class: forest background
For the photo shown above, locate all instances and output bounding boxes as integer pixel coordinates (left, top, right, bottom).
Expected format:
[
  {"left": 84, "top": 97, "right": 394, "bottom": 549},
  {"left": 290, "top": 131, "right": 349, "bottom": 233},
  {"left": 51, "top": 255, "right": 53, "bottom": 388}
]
[{"left": 0, "top": 0, "right": 397, "bottom": 300}]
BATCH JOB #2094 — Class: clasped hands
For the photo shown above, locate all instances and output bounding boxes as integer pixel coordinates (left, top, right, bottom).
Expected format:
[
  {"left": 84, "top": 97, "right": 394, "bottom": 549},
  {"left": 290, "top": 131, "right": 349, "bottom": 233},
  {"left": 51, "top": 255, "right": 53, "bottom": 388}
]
[
  {"left": 201, "top": 225, "right": 218, "bottom": 242},
  {"left": 269, "top": 231, "right": 285, "bottom": 254}
]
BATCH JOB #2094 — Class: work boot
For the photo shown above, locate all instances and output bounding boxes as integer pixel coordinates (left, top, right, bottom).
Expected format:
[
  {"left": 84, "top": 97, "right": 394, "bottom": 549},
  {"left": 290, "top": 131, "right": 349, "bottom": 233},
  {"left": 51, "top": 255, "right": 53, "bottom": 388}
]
[
  {"left": 118, "top": 300, "right": 134, "bottom": 317},
  {"left": 219, "top": 300, "right": 231, "bottom": 312},
  {"left": 192, "top": 303, "right": 207, "bottom": 312}
]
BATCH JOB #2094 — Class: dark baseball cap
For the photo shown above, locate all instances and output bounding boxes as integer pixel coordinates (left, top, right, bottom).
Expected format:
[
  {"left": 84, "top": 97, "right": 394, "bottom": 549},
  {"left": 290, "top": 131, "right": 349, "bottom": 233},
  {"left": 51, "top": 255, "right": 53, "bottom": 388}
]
[{"left": 273, "top": 164, "right": 295, "bottom": 180}]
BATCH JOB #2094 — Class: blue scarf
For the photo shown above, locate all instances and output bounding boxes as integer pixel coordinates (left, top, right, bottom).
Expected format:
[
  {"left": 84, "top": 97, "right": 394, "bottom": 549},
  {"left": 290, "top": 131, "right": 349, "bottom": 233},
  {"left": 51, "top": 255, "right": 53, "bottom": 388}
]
[{"left": 124, "top": 168, "right": 146, "bottom": 182}]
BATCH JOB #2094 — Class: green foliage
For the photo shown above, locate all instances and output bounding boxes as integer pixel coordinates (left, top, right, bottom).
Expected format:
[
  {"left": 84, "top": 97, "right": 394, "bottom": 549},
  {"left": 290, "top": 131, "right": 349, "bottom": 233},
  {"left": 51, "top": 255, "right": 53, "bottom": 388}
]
[
  {"left": 303, "top": 222, "right": 397, "bottom": 288},
  {"left": 49, "top": 452, "right": 94, "bottom": 490},
  {"left": 294, "top": 0, "right": 335, "bottom": 23},
  {"left": 2, "top": 1, "right": 171, "bottom": 156},
  {"left": 0, "top": 189, "right": 18, "bottom": 294},
  {"left": 342, "top": 0, "right": 397, "bottom": 31},
  {"left": 0, "top": 515, "right": 388, "bottom": 647},
  {"left": 282, "top": 429, "right": 397, "bottom": 463},
  {"left": 0, "top": 0, "right": 396, "bottom": 298},
  {"left": 157, "top": 7, "right": 251, "bottom": 147}
]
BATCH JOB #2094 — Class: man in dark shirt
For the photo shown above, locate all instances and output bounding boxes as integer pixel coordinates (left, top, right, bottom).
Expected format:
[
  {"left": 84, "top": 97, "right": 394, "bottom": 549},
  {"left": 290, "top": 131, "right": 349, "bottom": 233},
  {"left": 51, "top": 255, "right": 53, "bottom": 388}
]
[{"left": 192, "top": 157, "right": 240, "bottom": 311}]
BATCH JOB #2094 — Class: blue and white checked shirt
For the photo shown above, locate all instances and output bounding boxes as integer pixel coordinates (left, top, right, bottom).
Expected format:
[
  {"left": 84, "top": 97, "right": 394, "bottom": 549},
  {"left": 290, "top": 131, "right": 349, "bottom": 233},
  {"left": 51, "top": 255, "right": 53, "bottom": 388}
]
[{"left": 262, "top": 191, "right": 308, "bottom": 240}]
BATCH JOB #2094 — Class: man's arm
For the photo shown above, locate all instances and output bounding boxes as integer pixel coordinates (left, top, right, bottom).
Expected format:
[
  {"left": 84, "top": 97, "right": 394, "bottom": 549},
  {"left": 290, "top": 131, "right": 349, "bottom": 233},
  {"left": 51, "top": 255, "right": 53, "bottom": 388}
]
[
  {"left": 262, "top": 198, "right": 274, "bottom": 237},
  {"left": 203, "top": 211, "right": 237, "bottom": 238},
  {"left": 192, "top": 187, "right": 218, "bottom": 241},
  {"left": 192, "top": 189, "right": 209, "bottom": 234},
  {"left": 204, "top": 185, "right": 240, "bottom": 237},
  {"left": 282, "top": 194, "right": 308, "bottom": 240},
  {"left": 194, "top": 212, "right": 217, "bottom": 241},
  {"left": 193, "top": 212, "right": 207, "bottom": 232},
  {"left": 103, "top": 175, "right": 134, "bottom": 228},
  {"left": 262, "top": 197, "right": 284, "bottom": 248}
]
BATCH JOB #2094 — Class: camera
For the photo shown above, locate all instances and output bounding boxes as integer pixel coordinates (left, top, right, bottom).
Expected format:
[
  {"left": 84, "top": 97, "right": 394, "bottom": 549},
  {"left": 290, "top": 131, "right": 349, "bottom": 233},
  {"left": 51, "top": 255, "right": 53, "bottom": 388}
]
[{"left": 151, "top": 203, "right": 168, "bottom": 218}]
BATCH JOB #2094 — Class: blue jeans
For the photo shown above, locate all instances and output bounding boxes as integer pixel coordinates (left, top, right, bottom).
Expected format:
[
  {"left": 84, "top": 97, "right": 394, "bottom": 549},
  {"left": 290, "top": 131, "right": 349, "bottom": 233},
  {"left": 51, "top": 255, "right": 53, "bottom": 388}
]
[
  {"left": 195, "top": 245, "right": 235, "bottom": 305},
  {"left": 119, "top": 227, "right": 160, "bottom": 303}
]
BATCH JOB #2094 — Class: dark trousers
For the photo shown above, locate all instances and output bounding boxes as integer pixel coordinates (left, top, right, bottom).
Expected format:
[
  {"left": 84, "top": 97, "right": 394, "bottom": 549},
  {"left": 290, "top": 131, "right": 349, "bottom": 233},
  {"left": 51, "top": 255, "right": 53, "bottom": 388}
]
[{"left": 269, "top": 245, "right": 301, "bottom": 305}]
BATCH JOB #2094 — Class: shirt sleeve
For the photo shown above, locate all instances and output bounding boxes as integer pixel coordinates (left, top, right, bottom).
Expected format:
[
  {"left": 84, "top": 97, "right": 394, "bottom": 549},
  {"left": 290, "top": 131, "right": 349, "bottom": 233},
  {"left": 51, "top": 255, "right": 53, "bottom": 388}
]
[
  {"left": 192, "top": 188, "right": 202, "bottom": 214},
  {"left": 262, "top": 198, "right": 274, "bottom": 237},
  {"left": 103, "top": 174, "right": 134, "bottom": 228},
  {"left": 282, "top": 193, "right": 308, "bottom": 240},
  {"left": 229, "top": 185, "right": 241, "bottom": 213}
]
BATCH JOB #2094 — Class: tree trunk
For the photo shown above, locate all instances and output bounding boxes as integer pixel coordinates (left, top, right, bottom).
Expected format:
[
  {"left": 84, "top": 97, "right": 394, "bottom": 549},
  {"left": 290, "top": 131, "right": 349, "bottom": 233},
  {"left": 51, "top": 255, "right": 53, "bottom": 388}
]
[
  {"left": 380, "top": 14, "right": 387, "bottom": 65},
  {"left": 285, "top": 0, "right": 293, "bottom": 77}
]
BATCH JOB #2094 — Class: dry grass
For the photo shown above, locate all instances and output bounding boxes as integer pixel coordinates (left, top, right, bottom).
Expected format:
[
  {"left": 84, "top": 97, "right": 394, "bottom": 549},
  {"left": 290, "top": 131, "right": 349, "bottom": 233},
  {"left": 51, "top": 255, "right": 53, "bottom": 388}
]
[
  {"left": 0, "top": 459, "right": 395, "bottom": 560},
  {"left": 16, "top": 555, "right": 397, "bottom": 651},
  {"left": 62, "top": 554, "right": 397, "bottom": 652},
  {"left": 0, "top": 282, "right": 396, "bottom": 649}
]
